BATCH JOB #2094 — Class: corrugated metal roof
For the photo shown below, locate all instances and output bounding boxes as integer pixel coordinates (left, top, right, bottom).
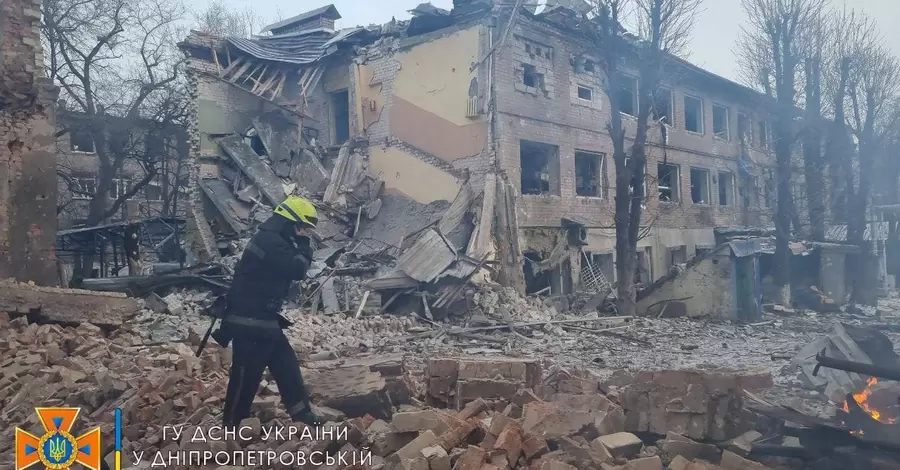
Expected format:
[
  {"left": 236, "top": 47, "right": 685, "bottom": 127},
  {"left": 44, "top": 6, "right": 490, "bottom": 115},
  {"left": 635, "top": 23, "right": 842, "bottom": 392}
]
[
  {"left": 438, "top": 182, "right": 474, "bottom": 234},
  {"left": 395, "top": 228, "right": 457, "bottom": 282},
  {"left": 825, "top": 222, "right": 889, "bottom": 242},
  {"left": 260, "top": 5, "right": 341, "bottom": 34},
  {"left": 227, "top": 31, "right": 332, "bottom": 64},
  {"left": 322, "top": 27, "right": 367, "bottom": 50}
]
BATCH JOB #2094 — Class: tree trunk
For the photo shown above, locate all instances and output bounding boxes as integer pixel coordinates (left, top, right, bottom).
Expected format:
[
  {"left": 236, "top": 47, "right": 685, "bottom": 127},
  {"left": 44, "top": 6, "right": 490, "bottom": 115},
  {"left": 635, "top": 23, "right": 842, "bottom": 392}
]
[
  {"left": 803, "top": 60, "right": 826, "bottom": 241},
  {"left": 850, "top": 128, "right": 877, "bottom": 305},
  {"left": 614, "top": 151, "right": 636, "bottom": 316},
  {"left": 774, "top": 129, "right": 794, "bottom": 306}
]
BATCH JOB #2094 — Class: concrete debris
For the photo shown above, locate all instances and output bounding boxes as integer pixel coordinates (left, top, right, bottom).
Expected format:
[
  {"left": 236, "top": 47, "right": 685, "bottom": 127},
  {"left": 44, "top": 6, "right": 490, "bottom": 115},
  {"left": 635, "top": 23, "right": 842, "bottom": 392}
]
[
  {"left": 0, "top": 278, "right": 139, "bottom": 327},
  {"left": 792, "top": 322, "right": 900, "bottom": 403},
  {"left": 1, "top": 314, "right": 781, "bottom": 470},
  {"left": 6, "top": 284, "right": 900, "bottom": 469}
]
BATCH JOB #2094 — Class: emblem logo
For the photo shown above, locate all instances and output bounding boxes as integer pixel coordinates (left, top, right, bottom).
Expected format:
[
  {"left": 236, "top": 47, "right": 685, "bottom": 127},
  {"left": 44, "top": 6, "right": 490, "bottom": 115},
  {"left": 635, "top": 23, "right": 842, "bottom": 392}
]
[{"left": 15, "top": 407, "right": 101, "bottom": 470}]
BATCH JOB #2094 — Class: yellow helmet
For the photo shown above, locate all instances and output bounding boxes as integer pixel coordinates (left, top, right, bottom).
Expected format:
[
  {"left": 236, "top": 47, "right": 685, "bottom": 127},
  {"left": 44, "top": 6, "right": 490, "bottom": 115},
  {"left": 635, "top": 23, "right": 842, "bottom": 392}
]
[{"left": 274, "top": 196, "right": 318, "bottom": 227}]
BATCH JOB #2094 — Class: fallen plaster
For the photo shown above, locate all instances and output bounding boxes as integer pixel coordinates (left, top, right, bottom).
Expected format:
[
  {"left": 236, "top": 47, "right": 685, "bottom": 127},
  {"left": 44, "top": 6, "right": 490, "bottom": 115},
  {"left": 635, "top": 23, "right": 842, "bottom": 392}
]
[{"left": 353, "top": 194, "right": 450, "bottom": 255}]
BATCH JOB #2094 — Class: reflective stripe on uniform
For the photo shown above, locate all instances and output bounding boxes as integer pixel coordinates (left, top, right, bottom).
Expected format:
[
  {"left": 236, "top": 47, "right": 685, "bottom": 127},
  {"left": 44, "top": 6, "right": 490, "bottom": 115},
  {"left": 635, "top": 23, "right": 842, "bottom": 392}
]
[{"left": 223, "top": 316, "right": 281, "bottom": 329}]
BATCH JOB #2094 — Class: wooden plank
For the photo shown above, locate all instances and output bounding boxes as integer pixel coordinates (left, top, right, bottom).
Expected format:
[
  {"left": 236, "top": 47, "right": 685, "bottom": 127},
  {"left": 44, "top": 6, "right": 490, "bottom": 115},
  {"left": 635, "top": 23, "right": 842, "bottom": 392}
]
[
  {"left": 212, "top": 48, "right": 222, "bottom": 74},
  {"left": 219, "top": 56, "right": 243, "bottom": 78},
  {"left": 228, "top": 60, "right": 252, "bottom": 82}
]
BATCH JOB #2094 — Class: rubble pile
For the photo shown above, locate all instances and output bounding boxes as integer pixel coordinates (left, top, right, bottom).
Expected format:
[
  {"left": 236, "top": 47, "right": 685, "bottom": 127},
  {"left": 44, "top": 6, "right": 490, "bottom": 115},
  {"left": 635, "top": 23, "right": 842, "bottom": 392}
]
[
  {"left": 2, "top": 310, "right": 798, "bottom": 470},
  {"left": 473, "top": 286, "right": 555, "bottom": 323},
  {"left": 284, "top": 313, "right": 419, "bottom": 353}
]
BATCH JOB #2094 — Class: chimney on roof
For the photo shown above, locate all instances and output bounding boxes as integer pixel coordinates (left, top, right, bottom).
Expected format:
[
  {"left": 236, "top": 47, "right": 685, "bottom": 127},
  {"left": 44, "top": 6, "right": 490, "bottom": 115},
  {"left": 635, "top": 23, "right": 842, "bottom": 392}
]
[{"left": 262, "top": 4, "right": 342, "bottom": 36}]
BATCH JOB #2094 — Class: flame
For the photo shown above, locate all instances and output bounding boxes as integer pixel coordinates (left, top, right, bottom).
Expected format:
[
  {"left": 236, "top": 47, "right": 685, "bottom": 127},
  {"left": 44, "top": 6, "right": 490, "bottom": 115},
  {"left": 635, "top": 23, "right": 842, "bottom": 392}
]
[{"left": 842, "top": 377, "right": 897, "bottom": 424}]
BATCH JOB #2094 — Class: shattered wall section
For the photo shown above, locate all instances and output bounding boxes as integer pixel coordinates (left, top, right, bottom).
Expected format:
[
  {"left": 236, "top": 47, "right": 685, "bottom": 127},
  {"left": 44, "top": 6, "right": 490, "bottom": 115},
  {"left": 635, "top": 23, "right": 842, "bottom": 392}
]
[
  {"left": 358, "top": 23, "right": 491, "bottom": 204},
  {"left": 183, "top": 57, "right": 220, "bottom": 260},
  {"left": 0, "top": 0, "right": 60, "bottom": 285},
  {"left": 636, "top": 247, "right": 736, "bottom": 319}
]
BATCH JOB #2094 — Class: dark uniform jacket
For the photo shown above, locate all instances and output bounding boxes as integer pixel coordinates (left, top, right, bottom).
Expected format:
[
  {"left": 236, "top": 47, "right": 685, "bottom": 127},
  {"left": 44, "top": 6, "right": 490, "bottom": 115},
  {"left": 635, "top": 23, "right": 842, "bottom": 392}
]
[{"left": 223, "top": 215, "right": 312, "bottom": 336}]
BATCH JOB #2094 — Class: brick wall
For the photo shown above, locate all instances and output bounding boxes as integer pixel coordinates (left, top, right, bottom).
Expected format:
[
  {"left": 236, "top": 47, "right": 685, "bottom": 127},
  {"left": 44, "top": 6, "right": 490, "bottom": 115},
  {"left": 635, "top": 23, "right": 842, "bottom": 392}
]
[
  {"left": 493, "top": 15, "right": 776, "bottom": 231},
  {"left": 0, "top": 0, "right": 60, "bottom": 285},
  {"left": 55, "top": 111, "right": 189, "bottom": 228}
]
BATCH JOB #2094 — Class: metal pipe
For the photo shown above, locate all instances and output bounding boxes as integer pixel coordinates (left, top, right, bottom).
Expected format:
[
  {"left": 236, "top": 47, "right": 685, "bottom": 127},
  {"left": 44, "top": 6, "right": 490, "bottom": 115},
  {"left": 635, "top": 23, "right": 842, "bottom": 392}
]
[{"left": 814, "top": 349, "right": 900, "bottom": 381}]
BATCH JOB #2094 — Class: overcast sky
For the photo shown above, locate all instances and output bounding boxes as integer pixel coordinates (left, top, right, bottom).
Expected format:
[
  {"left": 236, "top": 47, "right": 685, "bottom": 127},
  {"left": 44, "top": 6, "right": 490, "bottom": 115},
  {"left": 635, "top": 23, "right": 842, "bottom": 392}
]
[{"left": 201, "top": 0, "right": 900, "bottom": 83}]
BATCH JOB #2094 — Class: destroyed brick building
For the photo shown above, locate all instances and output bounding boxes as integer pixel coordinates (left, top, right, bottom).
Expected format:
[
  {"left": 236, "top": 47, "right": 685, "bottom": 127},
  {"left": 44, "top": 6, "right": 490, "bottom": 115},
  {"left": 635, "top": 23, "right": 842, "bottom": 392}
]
[
  {"left": 55, "top": 105, "right": 190, "bottom": 229},
  {"left": 178, "top": 0, "right": 785, "bottom": 303},
  {"left": 0, "top": 0, "right": 60, "bottom": 285}
]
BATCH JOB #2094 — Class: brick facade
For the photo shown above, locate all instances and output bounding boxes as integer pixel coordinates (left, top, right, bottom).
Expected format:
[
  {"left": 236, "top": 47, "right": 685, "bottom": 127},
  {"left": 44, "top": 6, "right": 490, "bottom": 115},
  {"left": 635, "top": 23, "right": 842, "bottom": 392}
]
[
  {"left": 495, "top": 16, "right": 774, "bottom": 231},
  {"left": 489, "top": 13, "right": 778, "bottom": 286},
  {"left": 55, "top": 109, "right": 189, "bottom": 229},
  {"left": 0, "top": 0, "right": 60, "bottom": 285}
]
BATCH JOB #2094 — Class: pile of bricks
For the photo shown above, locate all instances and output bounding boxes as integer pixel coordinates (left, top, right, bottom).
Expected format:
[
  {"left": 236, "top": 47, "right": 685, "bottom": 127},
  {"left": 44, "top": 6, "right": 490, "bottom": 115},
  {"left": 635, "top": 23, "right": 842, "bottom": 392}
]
[
  {"left": 0, "top": 311, "right": 780, "bottom": 470},
  {"left": 0, "top": 311, "right": 232, "bottom": 459}
]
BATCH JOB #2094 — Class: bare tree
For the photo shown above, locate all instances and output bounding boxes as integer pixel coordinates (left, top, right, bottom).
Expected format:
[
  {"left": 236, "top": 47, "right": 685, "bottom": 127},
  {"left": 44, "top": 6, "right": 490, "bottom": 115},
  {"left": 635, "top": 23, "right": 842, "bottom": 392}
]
[
  {"left": 736, "top": 0, "right": 826, "bottom": 306},
  {"left": 192, "top": 0, "right": 268, "bottom": 38},
  {"left": 581, "top": 0, "right": 703, "bottom": 316},
  {"left": 43, "top": 0, "right": 188, "bottom": 276},
  {"left": 845, "top": 44, "right": 900, "bottom": 303},
  {"left": 799, "top": 6, "right": 829, "bottom": 241}
]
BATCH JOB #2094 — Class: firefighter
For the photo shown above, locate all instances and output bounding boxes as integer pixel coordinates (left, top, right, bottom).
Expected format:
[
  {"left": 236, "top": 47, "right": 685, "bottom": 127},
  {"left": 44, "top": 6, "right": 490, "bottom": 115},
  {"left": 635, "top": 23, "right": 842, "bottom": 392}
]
[{"left": 219, "top": 196, "right": 324, "bottom": 427}]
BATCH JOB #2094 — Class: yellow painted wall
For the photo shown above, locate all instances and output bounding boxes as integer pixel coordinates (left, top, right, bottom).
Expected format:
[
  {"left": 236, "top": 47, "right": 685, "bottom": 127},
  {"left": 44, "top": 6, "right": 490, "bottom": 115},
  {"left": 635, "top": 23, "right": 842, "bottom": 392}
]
[
  {"left": 391, "top": 26, "right": 481, "bottom": 127},
  {"left": 369, "top": 147, "right": 460, "bottom": 204}
]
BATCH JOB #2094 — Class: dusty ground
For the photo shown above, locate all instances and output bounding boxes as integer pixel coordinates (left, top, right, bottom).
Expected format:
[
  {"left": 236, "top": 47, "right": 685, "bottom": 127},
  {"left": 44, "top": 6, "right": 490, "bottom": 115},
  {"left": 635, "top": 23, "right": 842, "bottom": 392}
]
[{"left": 133, "top": 291, "right": 900, "bottom": 424}]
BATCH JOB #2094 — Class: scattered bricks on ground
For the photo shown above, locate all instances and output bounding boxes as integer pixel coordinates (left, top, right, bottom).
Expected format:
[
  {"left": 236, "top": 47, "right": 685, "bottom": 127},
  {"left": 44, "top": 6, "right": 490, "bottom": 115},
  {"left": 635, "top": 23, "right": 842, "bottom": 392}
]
[{"left": 0, "top": 307, "right": 812, "bottom": 470}]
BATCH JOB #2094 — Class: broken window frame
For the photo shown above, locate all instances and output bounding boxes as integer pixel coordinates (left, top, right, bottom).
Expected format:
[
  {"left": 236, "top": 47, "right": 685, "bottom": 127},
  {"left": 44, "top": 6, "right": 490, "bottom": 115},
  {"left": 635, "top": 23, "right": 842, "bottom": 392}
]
[
  {"left": 689, "top": 167, "right": 711, "bottom": 204},
  {"left": 571, "top": 55, "right": 597, "bottom": 74},
  {"left": 666, "top": 245, "right": 687, "bottom": 271},
  {"left": 617, "top": 75, "right": 638, "bottom": 117},
  {"left": 522, "top": 63, "right": 544, "bottom": 90},
  {"left": 683, "top": 95, "right": 704, "bottom": 134},
  {"left": 583, "top": 251, "right": 615, "bottom": 287},
  {"left": 718, "top": 171, "right": 735, "bottom": 206},
  {"left": 519, "top": 140, "right": 561, "bottom": 196},
  {"left": 71, "top": 177, "right": 96, "bottom": 200},
  {"left": 574, "top": 150, "right": 604, "bottom": 198},
  {"left": 737, "top": 112, "right": 752, "bottom": 143},
  {"left": 695, "top": 246, "right": 713, "bottom": 257},
  {"left": 330, "top": 88, "right": 351, "bottom": 145},
  {"left": 576, "top": 85, "right": 593, "bottom": 101},
  {"left": 70, "top": 128, "right": 95, "bottom": 153},
  {"left": 651, "top": 88, "right": 674, "bottom": 127},
  {"left": 712, "top": 103, "right": 730, "bottom": 140},
  {"left": 758, "top": 120, "right": 770, "bottom": 150},
  {"left": 110, "top": 177, "right": 133, "bottom": 201},
  {"left": 657, "top": 163, "right": 680, "bottom": 203},
  {"left": 144, "top": 176, "right": 164, "bottom": 201},
  {"left": 623, "top": 157, "right": 648, "bottom": 197}
]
